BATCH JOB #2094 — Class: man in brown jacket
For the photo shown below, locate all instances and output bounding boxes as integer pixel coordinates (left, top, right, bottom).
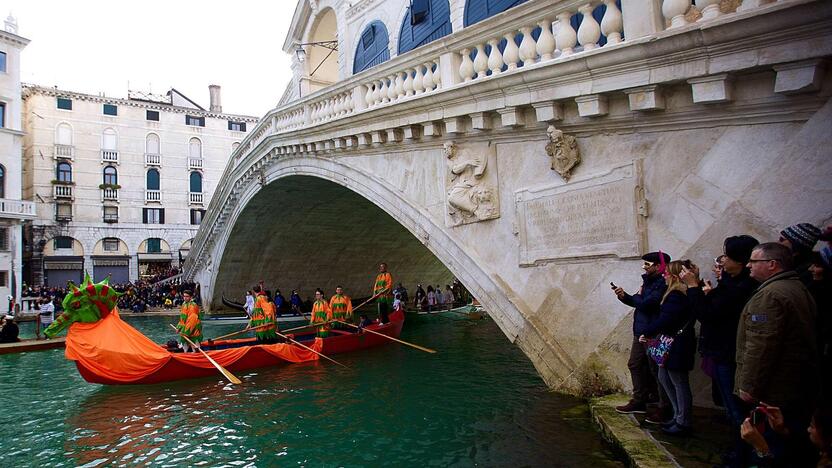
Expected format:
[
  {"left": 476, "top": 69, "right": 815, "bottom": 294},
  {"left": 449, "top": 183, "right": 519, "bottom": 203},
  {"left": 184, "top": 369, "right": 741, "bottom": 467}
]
[{"left": 736, "top": 242, "right": 818, "bottom": 462}]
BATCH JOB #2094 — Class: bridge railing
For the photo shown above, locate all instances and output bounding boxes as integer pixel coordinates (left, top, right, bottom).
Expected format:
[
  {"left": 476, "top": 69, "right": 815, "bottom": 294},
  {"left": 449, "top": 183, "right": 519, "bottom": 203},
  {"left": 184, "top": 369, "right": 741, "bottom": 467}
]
[{"left": 185, "top": 0, "right": 824, "bottom": 279}]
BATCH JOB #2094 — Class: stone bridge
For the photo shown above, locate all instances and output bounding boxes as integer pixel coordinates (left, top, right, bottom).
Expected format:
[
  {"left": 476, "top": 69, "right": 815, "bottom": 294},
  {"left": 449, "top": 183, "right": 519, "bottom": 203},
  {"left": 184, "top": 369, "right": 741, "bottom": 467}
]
[{"left": 185, "top": 0, "right": 832, "bottom": 394}]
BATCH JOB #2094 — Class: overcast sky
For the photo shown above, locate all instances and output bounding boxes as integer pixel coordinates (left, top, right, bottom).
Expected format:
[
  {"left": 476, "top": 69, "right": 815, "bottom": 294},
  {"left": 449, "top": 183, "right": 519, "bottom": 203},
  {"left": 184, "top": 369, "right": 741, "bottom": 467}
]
[{"left": 8, "top": 0, "right": 297, "bottom": 117}]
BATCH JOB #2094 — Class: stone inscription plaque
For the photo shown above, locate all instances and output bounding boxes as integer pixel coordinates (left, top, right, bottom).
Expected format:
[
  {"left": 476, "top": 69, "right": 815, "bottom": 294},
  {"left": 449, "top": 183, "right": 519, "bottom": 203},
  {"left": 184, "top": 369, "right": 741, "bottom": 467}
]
[{"left": 516, "top": 163, "right": 646, "bottom": 266}]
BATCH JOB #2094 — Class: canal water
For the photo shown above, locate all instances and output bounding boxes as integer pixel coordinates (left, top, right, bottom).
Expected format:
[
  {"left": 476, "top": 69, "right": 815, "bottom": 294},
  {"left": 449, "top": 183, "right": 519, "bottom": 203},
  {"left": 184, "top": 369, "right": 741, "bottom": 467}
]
[{"left": 0, "top": 314, "right": 622, "bottom": 467}]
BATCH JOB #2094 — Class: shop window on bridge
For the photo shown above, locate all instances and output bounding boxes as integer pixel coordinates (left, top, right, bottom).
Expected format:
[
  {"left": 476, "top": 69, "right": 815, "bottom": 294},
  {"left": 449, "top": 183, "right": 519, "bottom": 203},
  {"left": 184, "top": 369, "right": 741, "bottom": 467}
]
[
  {"left": 189, "top": 171, "right": 202, "bottom": 193},
  {"left": 353, "top": 21, "right": 390, "bottom": 74},
  {"left": 146, "top": 169, "right": 160, "bottom": 190},
  {"left": 146, "top": 238, "right": 162, "bottom": 254},
  {"left": 397, "top": 0, "right": 451, "bottom": 55}
]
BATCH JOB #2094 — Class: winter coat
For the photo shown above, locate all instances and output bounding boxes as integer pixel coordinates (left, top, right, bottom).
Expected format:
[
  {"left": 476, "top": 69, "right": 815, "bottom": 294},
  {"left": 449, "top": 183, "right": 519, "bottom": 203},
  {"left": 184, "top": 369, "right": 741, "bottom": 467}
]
[
  {"left": 642, "top": 290, "right": 697, "bottom": 371},
  {"left": 690, "top": 269, "right": 758, "bottom": 363},
  {"left": 735, "top": 271, "right": 818, "bottom": 408},
  {"left": 619, "top": 273, "right": 667, "bottom": 336}
]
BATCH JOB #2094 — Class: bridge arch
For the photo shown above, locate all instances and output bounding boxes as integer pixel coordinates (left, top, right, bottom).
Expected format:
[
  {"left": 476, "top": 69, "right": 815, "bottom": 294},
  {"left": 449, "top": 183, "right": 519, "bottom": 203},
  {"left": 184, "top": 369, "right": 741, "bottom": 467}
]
[{"left": 197, "top": 156, "right": 571, "bottom": 381}]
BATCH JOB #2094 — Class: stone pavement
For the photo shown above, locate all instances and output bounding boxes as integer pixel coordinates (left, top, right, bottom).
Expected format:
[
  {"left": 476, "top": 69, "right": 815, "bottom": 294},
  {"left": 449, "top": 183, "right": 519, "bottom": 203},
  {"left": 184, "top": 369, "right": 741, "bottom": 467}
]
[{"left": 591, "top": 394, "right": 735, "bottom": 468}]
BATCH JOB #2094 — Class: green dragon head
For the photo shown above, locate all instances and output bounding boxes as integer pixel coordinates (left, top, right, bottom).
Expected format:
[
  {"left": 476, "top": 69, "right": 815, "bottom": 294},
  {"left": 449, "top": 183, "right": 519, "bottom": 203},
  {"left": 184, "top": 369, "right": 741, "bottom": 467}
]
[{"left": 43, "top": 273, "right": 122, "bottom": 338}]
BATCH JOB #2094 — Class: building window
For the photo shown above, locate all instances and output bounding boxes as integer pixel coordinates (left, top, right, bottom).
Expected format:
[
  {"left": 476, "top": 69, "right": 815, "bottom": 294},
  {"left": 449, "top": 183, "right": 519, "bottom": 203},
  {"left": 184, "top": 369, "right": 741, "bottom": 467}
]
[
  {"left": 189, "top": 171, "right": 203, "bottom": 193},
  {"left": 0, "top": 102, "right": 5, "bottom": 128},
  {"left": 354, "top": 21, "right": 391, "bottom": 74},
  {"left": 146, "top": 110, "right": 160, "bottom": 121},
  {"left": 103, "top": 104, "right": 118, "bottom": 116},
  {"left": 228, "top": 121, "right": 246, "bottom": 132},
  {"left": 56, "top": 122, "right": 73, "bottom": 145},
  {"left": 398, "top": 0, "right": 451, "bottom": 55},
  {"left": 103, "top": 238, "right": 120, "bottom": 251},
  {"left": 146, "top": 133, "right": 160, "bottom": 154},
  {"left": 190, "top": 209, "right": 205, "bottom": 225},
  {"left": 146, "top": 238, "right": 162, "bottom": 253},
  {"left": 0, "top": 52, "right": 6, "bottom": 73},
  {"left": 0, "top": 271, "right": 7, "bottom": 288},
  {"left": 57, "top": 97, "right": 73, "bottom": 110},
  {"left": 143, "top": 208, "right": 164, "bottom": 224},
  {"left": 0, "top": 227, "right": 8, "bottom": 251},
  {"left": 103, "top": 206, "right": 118, "bottom": 223},
  {"left": 0, "top": 164, "right": 5, "bottom": 198},
  {"left": 56, "top": 162, "right": 72, "bottom": 182},
  {"left": 56, "top": 203, "right": 72, "bottom": 221},
  {"left": 103, "top": 166, "right": 118, "bottom": 185},
  {"left": 102, "top": 128, "right": 117, "bottom": 150},
  {"left": 185, "top": 115, "right": 205, "bottom": 127},
  {"left": 146, "top": 169, "right": 160, "bottom": 190},
  {"left": 189, "top": 138, "right": 202, "bottom": 158},
  {"left": 54, "top": 236, "right": 73, "bottom": 250}
]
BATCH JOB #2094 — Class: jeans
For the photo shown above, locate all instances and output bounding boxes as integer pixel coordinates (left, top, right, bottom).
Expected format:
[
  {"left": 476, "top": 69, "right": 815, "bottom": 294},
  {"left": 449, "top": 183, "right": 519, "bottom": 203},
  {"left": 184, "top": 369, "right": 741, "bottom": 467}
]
[
  {"left": 627, "top": 336, "right": 669, "bottom": 406},
  {"left": 658, "top": 367, "right": 692, "bottom": 427},
  {"left": 712, "top": 361, "right": 744, "bottom": 427}
]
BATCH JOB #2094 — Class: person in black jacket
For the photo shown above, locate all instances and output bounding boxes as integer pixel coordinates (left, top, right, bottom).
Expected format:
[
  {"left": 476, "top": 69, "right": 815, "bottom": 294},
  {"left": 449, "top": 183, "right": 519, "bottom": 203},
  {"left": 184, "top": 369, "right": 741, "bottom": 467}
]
[
  {"left": 0, "top": 315, "right": 19, "bottom": 343},
  {"left": 682, "top": 235, "right": 759, "bottom": 429},
  {"left": 613, "top": 251, "right": 671, "bottom": 418},
  {"left": 640, "top": 260, "right": 697, "bottom": 436}
]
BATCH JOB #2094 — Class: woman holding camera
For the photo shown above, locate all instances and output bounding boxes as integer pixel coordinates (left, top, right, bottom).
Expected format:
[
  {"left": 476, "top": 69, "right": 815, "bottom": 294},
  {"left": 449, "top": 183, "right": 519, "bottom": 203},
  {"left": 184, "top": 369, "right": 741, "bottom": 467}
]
[{"left": 640, "top": 260, "right": 697, "bottom": 435}]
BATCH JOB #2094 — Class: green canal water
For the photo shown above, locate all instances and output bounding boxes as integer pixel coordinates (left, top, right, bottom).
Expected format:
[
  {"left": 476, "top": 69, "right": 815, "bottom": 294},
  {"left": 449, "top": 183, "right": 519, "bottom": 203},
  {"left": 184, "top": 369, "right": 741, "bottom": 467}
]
[{"left": 0, "top": 315, "right": 622, "bottom": 467}]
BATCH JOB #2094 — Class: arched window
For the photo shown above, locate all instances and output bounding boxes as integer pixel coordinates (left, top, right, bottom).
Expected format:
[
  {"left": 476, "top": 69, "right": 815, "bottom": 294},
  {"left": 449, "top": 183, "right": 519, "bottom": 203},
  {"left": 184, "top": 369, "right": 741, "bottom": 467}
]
[
  {"left": 398, "top": 0, "right": 451, "bottom": 55},
  {"left": 146, "top": 133, "right": 160, "bottom": 154},
  {"left": 56, "top": 162, "right": 72, "bottom": 182},
  {"left": 189, "top": 138, "right": 202, "bottom": 158},
  {"left": 56, "top": 123, "right": 72, "bottom": 145},
  {"left": 102, "top": 128, "right": 117, "bottom": 150},
  {"left": 146, "top": 169, "right": 160, "bottom": 190},
  {"left": 463, "top": 0, "right": 527, "bottom": 27},
  {"left": 103, "top": 166, "right": 117, "bottom": 185},
  {"left": 353, "top": 21, "right": 390, "bottom": 74},
  {"left": 189, "top": 171, "right": 202, "bottom": 193},
  {"left": 0, "top": 164, "right": 5, "bottom": 198}
]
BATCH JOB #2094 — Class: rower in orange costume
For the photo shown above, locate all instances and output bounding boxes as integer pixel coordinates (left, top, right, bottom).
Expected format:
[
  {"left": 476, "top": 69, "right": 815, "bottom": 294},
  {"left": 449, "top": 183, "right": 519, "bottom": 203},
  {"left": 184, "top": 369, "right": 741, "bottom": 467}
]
[
  {"left": 310, "top": 288, "right": 332, "bottom": 338},
  {"left": 329, "top": 286, "right": 353, "bottom": 330},
  {"left": 373, "top": 262, "right": 393, "bottom": 324},
  {"left": 250, "top": 285, "right": 277, "bottom": 343},
  {"left": 176, "top": 290, "right": 202, "bottom": 352}
]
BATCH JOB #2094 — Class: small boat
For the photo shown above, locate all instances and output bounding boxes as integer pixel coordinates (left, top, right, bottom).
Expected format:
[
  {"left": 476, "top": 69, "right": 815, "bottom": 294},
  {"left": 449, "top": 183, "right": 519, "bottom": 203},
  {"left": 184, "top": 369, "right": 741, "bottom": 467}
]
[{"left": 406, "top": 303, "right": 486, "bottom": 320}]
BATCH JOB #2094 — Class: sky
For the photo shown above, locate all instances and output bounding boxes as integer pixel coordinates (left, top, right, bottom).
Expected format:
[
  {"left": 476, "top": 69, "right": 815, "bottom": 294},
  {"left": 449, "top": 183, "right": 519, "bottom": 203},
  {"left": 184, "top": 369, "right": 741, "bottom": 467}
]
[{"left": 7, "top": 0, "right": 298, "bottom": 117}]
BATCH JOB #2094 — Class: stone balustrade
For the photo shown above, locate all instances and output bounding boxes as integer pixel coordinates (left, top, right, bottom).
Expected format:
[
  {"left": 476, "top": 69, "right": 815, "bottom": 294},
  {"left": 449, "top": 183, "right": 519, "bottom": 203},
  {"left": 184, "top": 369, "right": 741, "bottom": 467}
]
[
  {"left": 54, "top": 144, "right": 73, "bottom": 160},
  {"left": 145, "top": 153, "right": 161, "bottom": 166},
  {"left": 361, "top": 55, "right": 443, "bottom": 110},
  {"left": 102, "top": 187, "right": 118, "bottom": 201},
  {"left": 189, "top": 192, "right": 204, "bottom": 205},
  {"left": 188, "top": 157, "right": 204, "bottom": 170},
  {"left": 145, "top": 189, "right": 161, "bottom": 203},
  {"left": 0, "top": 198, "right": 36, "bottom": 219},
  {"left": 101, "top": 150, "right": 119, "bottom": 164},
  {"left": 54, "top": 185, "right": 73, "bottom": 199}
]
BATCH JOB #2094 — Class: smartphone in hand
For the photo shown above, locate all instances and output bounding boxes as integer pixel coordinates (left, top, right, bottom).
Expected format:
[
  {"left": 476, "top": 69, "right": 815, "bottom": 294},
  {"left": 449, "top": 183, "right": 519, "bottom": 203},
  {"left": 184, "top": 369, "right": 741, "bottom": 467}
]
[{"left": 610, "top": 282, "right": 617, "bottom": 289}]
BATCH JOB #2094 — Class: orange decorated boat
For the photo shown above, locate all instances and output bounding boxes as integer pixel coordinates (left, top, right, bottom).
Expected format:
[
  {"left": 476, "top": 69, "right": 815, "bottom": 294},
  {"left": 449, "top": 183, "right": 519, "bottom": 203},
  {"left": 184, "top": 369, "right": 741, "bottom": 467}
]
[{"left": 44, "top": 275, "right": 405, "bottom": 385}]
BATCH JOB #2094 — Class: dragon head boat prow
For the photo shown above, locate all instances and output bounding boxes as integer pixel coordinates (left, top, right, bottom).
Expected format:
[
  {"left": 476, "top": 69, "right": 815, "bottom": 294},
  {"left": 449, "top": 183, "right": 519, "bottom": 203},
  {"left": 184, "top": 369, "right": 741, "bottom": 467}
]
[{"left": 43, "top": 273, "right": 122, "bottom": 338}]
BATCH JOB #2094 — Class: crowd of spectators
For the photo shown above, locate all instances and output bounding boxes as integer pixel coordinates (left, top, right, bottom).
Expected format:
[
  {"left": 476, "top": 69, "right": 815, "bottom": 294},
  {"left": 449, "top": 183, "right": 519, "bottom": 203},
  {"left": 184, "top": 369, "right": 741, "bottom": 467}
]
[
  {"left": 411, "top": 279, "right": 471, "bottom": 311},
  {"left": 612, "top": 222, "right": 831, "bottom": 467}
]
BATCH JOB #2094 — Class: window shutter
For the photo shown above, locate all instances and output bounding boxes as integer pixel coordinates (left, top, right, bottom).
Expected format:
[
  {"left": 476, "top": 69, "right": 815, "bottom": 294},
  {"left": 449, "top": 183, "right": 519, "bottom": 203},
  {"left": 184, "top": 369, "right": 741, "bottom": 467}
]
[
  {"left": 142, "top": 208, "right": 148, "bottom": 224},
  {"left": 397, "top": 0, "right": 452, "bottom": 55},
  {"left": 159, "top": 209, "right": 165, "bottom": 224}
]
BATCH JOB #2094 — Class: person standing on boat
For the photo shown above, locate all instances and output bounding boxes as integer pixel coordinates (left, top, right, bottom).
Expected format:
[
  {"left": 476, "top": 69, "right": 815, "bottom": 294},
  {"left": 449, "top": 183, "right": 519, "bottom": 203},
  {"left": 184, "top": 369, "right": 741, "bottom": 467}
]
[
  {"left": 290, "top": 290, "right": 303, "bottom": 316},
  {"left": 250, "top": 286, "right": 278, "bottom": 343},
  {"left": 374, "top": 263, "right": 393, "bottom": 324},
  {"left": 244, "top": 290, "right": 255, "bottom": 317},
  {"left": 329, "top": 286, "right": 353, "bottom": 330},
  {"left": 38, "top": 296, "right": 54, "bottom": 340},
  {"left": 176, "top": 290, "right": 202, "bottom": 352},
  {"left": 310, "top": 289, "right": 332, "bottom": 337}
]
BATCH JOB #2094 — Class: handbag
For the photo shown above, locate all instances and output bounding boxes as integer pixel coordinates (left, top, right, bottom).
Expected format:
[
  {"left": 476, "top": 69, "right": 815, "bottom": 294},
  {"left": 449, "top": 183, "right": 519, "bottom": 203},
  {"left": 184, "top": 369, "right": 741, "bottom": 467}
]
[{"left": 646, "top": 320, "right": 693, "bottom": 368}]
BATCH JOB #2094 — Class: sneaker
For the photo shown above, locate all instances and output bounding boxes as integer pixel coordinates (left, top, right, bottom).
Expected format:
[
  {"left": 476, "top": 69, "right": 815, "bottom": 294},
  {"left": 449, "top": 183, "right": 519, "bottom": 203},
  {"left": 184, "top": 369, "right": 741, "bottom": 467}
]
[
  {"left": 661, "top": 423, "right": 692, "bottom": 436},
  {"left": 644, "top": 406, "right": 674, "bottom": 425},
  {"left": 615, "top": 400, "right": 647, "bottom": 414}
]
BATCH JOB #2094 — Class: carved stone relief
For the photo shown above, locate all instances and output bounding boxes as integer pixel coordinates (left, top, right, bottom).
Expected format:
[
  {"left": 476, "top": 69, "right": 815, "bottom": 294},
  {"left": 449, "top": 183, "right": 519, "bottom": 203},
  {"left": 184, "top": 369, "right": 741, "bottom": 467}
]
[
  {"left": 545, "top": 125, "right": 581, "bottom": 182},
  {"left": 444, "top": 141, "right": 500, "bottom": 227}
]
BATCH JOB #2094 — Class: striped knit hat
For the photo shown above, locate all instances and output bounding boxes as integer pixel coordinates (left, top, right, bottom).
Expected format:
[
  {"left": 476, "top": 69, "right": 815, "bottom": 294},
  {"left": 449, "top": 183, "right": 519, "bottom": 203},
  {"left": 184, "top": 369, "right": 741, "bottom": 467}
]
[{"left": 780, "top": 223, "right": 821, "bottom": 252}]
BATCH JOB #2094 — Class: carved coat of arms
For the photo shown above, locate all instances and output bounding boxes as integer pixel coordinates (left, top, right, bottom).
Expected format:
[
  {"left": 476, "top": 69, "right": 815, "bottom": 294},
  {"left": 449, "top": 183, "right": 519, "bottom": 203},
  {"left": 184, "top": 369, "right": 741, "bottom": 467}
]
[{"left": 545, "top": 125, "right": 580, "bottom": 182}]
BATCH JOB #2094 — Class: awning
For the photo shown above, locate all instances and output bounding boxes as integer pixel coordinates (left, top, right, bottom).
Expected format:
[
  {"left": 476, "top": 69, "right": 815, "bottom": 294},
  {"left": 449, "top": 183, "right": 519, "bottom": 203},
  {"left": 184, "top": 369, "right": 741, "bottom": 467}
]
[
  {"left": 44, "top": 261, "right": 83, "bottom": 270},
  {"left": 137, "top": 253, "right": 172, "bottom": 262},
  {"left": 92, "top": 256, "right": 130, "bottom": 267}
]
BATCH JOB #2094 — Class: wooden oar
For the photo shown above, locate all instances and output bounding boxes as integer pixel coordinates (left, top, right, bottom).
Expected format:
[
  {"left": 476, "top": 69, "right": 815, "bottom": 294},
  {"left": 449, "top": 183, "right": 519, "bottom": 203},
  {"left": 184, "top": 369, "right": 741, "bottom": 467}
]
[
  {"left": 334, "top": 320, "right": 437, "bottom": 354},
  {"left": 169, "top": 324, "right": 242, "bottom": 384},
  {"left": 282, "top": 320, "right": 335, "bottom": 334},
  {"left": 209, "top": 323, "right": 273, "bottom": 342},
  {"left": 274, "top": 330, "right": 348, "bottom": 368},
  {"left": 352, "top": 291, "right": 382, "bottom": 311}
]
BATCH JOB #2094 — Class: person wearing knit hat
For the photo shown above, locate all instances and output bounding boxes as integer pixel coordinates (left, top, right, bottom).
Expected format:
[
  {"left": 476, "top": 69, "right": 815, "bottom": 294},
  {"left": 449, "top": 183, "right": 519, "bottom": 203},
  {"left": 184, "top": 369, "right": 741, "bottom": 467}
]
[
  {"left": 808, "top": 247, "right": 832, "bottom": 400},
  {"left": 780, "top": 222, "right": 822, "bottom": 286}
]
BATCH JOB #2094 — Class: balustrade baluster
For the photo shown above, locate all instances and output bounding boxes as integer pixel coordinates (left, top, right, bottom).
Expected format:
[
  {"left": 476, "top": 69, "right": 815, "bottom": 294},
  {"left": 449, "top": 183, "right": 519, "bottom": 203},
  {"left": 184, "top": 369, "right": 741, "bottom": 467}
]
[
  {"left": 404, "top": 70, "right": 414, "bottom": 96},
  {"left": 433, "top": 60, "right": 442, "bottom": 89},
  {"left": 537, "top": 19, "right": 556, "bottom": 60},
  {"left": 600, "top": 0, "right": 623, "bottom": 44},
  {"left": 380, "top": 78, "right": 390, "bottom": 103},
  {"left": 556, "top": 12, "right": 578, "bottom": 56},
  {"left": 387, "top": 75, "right": 397, "bottom": 101},
  {"left": 578, "top": 4, "right": 601, "bottom": 51},
  {"left": 373, "top": 79, "right": 383, "bottom": 104},
  {"left": 487, "top": 39, "right": 503, "bottom": 75},
  {"left": 423, "top": 63, "right": 435, "bottom": 91},
  {"left": 663, "top": 0, "right": 690, "bottom": 27},
  {"left": 413, "top": 65, "right": 425, "bottom": 95},
  {"left": 503, "top": 33, "right": 520, "bottom": 70},
  {"left": 519, "top": 27, "right": 538, "bottom": 65},
  {"left": 460, "top": 48, "right": 475, "bottom": 81},
  {"left": 395, "top": 71, "right": 405, "bottom": 98},
  {"left": 365, "top": 83, "right": 375, "bottom": 107},
  {"left": 473, "top": 43, "right": 488, "bottom": 78},
  {"left": 695, "top": 0, "right": 722, "bottom": 20}
]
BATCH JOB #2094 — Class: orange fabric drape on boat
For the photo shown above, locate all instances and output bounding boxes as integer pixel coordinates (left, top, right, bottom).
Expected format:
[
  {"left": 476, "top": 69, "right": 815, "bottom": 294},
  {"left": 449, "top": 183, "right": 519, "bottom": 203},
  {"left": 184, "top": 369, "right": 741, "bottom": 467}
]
[{"left": 65, "top": 308, "right": 321, "bottom": 384}]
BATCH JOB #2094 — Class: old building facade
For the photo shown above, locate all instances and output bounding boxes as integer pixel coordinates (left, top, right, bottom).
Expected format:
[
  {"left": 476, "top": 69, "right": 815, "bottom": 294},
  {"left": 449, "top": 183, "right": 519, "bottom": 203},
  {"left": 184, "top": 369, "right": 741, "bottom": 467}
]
[{"left": 22, "top": 85, "right": 258, "bottom": 286}]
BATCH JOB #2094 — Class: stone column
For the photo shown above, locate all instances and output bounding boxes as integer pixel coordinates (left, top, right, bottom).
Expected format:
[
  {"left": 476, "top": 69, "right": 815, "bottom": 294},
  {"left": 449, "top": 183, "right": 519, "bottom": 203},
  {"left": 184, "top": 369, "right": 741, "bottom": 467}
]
[{"left": 440, "top": 51, "right": 463, "bottom": 88}]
